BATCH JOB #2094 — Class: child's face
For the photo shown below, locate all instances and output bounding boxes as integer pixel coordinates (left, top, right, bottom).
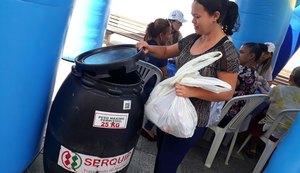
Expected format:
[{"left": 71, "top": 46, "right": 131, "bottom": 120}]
[
  {"left": 239, "top": 45, "right": 253, "bottom": 66},
  {"left": 259, "top": 52, "right": 272, "bottom": 63}
]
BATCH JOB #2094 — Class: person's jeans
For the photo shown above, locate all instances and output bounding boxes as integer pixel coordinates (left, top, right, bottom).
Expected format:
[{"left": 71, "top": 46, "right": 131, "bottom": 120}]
[
  {"left": 154, "top": 127, "right": 206, "bottom": 173},
  {"left": 144, "top": 120, "right": 154, "bottom": 130}
]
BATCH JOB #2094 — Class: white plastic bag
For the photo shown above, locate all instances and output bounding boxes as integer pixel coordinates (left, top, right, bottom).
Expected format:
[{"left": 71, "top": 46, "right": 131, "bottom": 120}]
[
  {"left": 180, "top": 76, "right": 232, "bottom": 94},
  {"left": 147, "top": 51, "right": 228, "bottom": 101},
  {"left": 207, "top": 101, "right": 225, "bottom": 127},
  {"left": 145, "top": 51, "right": 231, "bottom": 138},
  {"left": 146, "top": 88, "right": 198, "bottom": 138}
]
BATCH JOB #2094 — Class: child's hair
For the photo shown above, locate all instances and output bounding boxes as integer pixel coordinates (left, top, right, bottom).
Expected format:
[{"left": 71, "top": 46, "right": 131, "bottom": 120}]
[
  {"left": 258, "top": 43, "right": 272, "bottom": 76},
  {"left": 144, "top": 18, "right": 171, "bottom": 42},
  {"left": 243, "top": 42, "right": 262, "bottom": 62},
  {"left": 291, "top": 66, "right": 300, "bottom": 86}
]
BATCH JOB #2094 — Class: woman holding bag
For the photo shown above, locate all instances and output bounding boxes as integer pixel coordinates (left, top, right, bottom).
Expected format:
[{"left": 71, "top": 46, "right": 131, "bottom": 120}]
[{"left": 136, "top": 0, "right": 240, "bottom": 172}]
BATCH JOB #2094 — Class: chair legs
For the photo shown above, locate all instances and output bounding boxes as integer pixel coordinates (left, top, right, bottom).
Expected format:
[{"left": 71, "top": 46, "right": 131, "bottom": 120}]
[
  {"left": 252, "top": 140, "right": 277, "bottom": 173},
  {"left": 225, "top": 130, "right": 239, "bottom": 165},
  {"left": 237, "top": 134, "right": 252, "bottom": 153},
  {"left": 236, "top": 134, "right": 278, "bottom": 173},
  {"left": 204, "top": 131, "right": 226, "bottom": 168}
]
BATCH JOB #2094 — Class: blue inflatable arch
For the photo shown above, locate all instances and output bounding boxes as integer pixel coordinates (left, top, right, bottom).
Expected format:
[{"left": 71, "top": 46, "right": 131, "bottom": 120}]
[
  {"left": 273, "top": 5, "right": 300, "bottom": 77},
  {"left": 0, "top": 0, "right": 75, "bottom": 172}
]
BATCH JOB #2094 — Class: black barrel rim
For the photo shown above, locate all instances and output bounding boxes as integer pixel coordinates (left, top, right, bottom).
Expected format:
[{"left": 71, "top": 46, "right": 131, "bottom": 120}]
[{"left": 74, "top": 44, "right": 145, "bottom": 78}]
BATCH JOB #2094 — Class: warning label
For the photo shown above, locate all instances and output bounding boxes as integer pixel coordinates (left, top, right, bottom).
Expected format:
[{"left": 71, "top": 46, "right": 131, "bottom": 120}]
[
  {"left": 93, "top": 110, "right": 128, "bottom": 129},
  {"left": 57, "top": 145, "right": 134, "bottom": 173}
]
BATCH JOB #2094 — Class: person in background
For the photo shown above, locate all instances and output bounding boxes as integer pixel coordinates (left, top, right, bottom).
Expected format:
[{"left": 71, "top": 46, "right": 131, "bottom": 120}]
[
  {"left": 166, "top": 9, "right": 187, "bottom": 77},
  {"left": 141, "top": 18, "right": 172, "bottom": 142},
  {"left": 167, "top": 9, "right": 187, "bottom": 45},
  {"left": 136, "top": 0, "right": 240, "bottom": 172},
  {"left": 257, "top": 42, "right": 275, "bottom": 88},
  {"left": 250, "top": 42, "right": 276, "bottom": 127},
  {"left": 217, "top": 42, "right": 261, "bottom": 127},
  {"left": 245, "top": 66, "right": 300, "bottom": 158}
]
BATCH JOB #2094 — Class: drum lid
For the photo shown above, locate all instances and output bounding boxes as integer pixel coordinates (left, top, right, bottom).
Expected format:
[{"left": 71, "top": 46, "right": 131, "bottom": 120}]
[{"left": 75, "top": 44, "right": 145, "bottom": 78}]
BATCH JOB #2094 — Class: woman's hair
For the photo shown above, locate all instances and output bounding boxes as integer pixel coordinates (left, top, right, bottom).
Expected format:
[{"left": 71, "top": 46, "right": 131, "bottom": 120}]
[
  {"left": 195, "top": 0, "right": 240, "bottom": 35},
  {"left": 243, "top": 42, "right": 262, "bottom": 62},
  {"left": 144, "top": 18, "right": 171, "bottom": 42},
  {"left": 258, "top": 43, "right": 272, "bottom": 76}
]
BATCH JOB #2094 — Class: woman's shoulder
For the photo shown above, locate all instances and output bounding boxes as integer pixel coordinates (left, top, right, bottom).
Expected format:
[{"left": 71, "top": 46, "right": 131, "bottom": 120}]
[
  {"left": 222, "top": 38, "right": 237, "bottom": 51},
  {"left": 216, "top": 37, "right": 240, "bottom": 73},
  {"left": 178, "top": 33, "right": 200, "bottom": 51},
  {"left": 221, "top": 39, "right": 239, "bottom": 58},
  {"left": 181, "top": 33, "right": 199, "bottom": 42}
]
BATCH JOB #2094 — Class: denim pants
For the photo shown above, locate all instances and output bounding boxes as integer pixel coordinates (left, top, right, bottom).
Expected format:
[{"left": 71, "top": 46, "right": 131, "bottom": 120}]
[{"left": 154, "top": 127, "right": 206, "bottom": 173}]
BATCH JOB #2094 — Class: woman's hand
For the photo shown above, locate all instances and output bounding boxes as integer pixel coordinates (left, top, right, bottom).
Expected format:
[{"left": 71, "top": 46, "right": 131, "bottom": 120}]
[
  {"left": 136, "top": 41, "right": 150, "bottom": 54},
  {"left": 175, "top": 83, "right": 195, "bottom": 97}
]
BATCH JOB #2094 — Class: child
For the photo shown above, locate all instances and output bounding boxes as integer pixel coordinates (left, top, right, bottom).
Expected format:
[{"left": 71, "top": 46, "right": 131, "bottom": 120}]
[{"left": 246, "top": 66, "right": 300, "bottom": 158}]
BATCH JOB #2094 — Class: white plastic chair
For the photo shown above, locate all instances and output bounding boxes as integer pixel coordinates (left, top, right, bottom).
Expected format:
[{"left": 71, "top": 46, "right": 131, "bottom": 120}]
[
  {"left": 204, "top": 94, "right": 269, "bottom": 168},
  {"left": 237, "top": 109, "right": 300, "bottom": 173},
  {"left": 136, "top": 60, "right": 163, "bottom": 87}
]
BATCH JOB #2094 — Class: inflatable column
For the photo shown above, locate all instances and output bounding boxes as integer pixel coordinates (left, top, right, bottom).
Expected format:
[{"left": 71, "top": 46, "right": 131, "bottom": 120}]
[
  {"left": 62, "top": 0, "right": 111, "bottom": 62},
  {"left": 232, "top": 0, "right": 296, "bottom": 68},
  {"left": 273, "top": 5, "right": 300, "bottom": 78},
  {"left": 0, "top": 0, "right": 74, "bottom": 172},
  {"left": 264, "top": 112, "right": 300, "bottom": 173}
]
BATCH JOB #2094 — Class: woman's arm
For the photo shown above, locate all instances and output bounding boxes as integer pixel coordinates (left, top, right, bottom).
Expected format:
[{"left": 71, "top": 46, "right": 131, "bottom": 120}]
[
  {"left": 136, "top": 41, "right": 180, "bottom": 59},
  {"left": 175, "top": 71, "right": 238, "bottom": 101}
]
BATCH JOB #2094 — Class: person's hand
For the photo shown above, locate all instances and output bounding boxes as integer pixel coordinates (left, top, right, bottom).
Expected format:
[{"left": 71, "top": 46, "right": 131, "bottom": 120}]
[
  {"left": 136, "top": 41, "right": 149, "bottom": 54},
  {"left": 175, "top": 83, "right": 194, "bottom": 97}
]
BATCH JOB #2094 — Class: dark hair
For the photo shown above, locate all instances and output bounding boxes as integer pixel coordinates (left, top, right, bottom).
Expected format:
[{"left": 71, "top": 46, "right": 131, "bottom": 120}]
[
  {"left": 243, "top": 42, "right": 262, "bottom": 62},
  {"left": 258, "top": 43, "right": 268, "bottom": 52},
  {"left": 291, "top": 66, "right": 300, "bottom": 86},
  {"left": 144, "top": 18, "right": 171, "bottom": 41},
  {"left": 195, "top": 0, "right": 240, "bottom": 35}
]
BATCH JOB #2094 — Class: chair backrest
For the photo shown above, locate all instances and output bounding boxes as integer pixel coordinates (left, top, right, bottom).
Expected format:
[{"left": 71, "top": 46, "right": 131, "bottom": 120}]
[
  {"left": 263, "top": 109, "right": 300, "bottom": 140},
  {"left": 221, "top": 94, "right": 269, "bottom": 131},
  {"left": 136, "top": 60, "right": 163, "bottom": 86}
]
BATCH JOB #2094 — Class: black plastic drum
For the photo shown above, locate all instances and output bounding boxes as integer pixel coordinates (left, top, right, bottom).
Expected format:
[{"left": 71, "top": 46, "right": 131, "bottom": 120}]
[{"left": 43, "top": 44, "right": 145, "bottom": 173}]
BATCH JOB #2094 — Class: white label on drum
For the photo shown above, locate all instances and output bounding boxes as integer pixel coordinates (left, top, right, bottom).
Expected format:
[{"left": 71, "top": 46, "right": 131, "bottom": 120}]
[
  {"left": 93, "top": 110, "right": 128, "bottom": 129},
  {"left": 57, "top": 145, "right": 134, "bottom": 173},
  {"left": 123, "top": 100, "right": 131, "bottom": 110}
]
